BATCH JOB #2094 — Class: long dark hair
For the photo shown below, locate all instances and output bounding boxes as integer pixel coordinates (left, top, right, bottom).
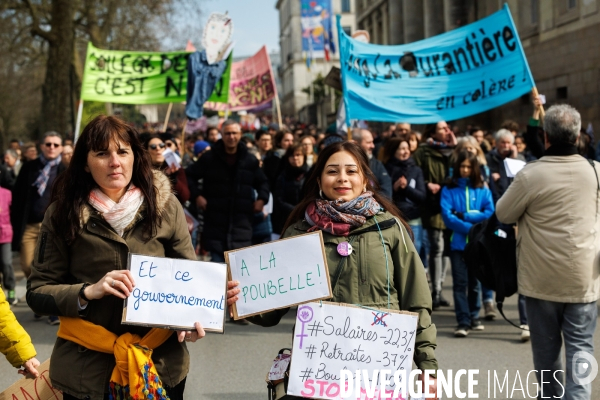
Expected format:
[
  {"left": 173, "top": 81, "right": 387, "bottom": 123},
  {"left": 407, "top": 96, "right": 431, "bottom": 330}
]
[
  {"left": 382, "top": 137, "right": 410, "bottom": 164},
  {"left": 282, "top": 141, "right": 411, "bottom": 234},
  {"left": 51, "top": 115, "right": 160, "bottom": 243},
  {"left": 448, "top": 150, "right": 484, "bottom": 188}
]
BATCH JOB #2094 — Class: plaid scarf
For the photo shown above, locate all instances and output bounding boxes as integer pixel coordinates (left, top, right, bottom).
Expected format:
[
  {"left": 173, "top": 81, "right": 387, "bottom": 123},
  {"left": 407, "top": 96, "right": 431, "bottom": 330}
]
[
  {"left": 33, "top": 155, "right": 62, "bottom": 196},
  {"left": 88, "top": 186, "right": 144, "bottom": 236},
  {"left": 305, "top": 192, "right": 381, "bottom": 236}
]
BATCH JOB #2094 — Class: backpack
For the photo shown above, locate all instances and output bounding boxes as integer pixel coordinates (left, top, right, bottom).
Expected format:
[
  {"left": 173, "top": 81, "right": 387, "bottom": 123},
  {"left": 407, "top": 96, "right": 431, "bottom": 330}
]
[{"left": 464, "top": 213, "right": 518, "bottom": 316}]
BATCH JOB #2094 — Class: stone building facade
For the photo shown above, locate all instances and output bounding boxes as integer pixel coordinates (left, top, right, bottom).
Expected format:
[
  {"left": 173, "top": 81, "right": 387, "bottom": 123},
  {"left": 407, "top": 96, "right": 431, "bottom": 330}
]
[
  {"left": 355, "top": 0, "right": 600, "bottom": 132},
  {"left": 276, "top": 0, "right": 356, "bottom": 118}
]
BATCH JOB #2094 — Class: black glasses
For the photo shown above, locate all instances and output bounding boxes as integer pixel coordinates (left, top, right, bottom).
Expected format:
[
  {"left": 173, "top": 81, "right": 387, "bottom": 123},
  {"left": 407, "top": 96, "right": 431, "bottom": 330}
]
[
  {"left": 149, "top": 143, "right": 166, "bottom": 150},
  {"left": 44, "top": 143, "right": 61, "bottom": 148},
  {"left": 165, "top": 142, "right": 174, "bottom": 148}
]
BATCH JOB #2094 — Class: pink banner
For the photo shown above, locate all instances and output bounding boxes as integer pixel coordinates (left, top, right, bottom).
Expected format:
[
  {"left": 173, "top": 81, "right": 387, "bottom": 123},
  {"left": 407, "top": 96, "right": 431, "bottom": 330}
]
[{"left": 205, "top": 46, "right": 276, "bottom": 112}]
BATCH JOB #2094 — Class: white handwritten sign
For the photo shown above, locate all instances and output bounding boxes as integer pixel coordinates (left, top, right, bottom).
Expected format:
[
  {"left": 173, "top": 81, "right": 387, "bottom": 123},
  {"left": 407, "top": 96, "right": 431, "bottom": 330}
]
[
  {"left": 226, "top": 232, "right": 331, "bottom": 319},
  {"left": 123, "top": 254, "right": 227, "bottom": 332},
  {"left": 287, "top": 302, "right": 419, "bottom": 400}
]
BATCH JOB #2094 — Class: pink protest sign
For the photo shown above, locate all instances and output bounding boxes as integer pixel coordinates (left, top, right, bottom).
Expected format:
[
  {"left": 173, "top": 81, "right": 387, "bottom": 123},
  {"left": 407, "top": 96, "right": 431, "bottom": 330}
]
[{"left": 205, "top": 46, "right": 276, "bottom": 112}]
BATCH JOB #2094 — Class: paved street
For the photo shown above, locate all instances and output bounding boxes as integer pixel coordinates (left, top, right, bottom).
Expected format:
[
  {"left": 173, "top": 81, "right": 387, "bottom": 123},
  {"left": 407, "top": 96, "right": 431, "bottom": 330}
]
[{"left": 2, "top": 267, "right": 599, "bottom": 399}]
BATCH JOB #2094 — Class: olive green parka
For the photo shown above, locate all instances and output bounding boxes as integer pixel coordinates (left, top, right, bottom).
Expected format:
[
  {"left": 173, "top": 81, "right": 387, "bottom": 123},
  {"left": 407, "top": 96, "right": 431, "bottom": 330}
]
[{"left": 249, "top": 211, "right": 438, "bottom": 373}]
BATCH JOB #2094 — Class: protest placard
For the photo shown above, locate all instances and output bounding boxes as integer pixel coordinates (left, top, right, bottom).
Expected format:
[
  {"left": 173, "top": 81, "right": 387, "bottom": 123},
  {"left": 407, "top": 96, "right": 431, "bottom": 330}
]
[
  {"left": 80, "top": 43, "right": 232, "bottom": 105},
  {"left": 286, "top": 302, "right": 419, "bottom": 400},
  {"left": 204, "top": 46, "right": 277, "bottom": 112},
  {"left": 122, "top": 254, "right": 227, "bottom": 332},
  {"left": 337, "top": 4, "right": 534, "bottom": 124},
  {"left": 225, "top": 232, "right": 332, "bottom": 319},
  {"left": 0, "top": 359, "right": 62, "bottom": 400}
]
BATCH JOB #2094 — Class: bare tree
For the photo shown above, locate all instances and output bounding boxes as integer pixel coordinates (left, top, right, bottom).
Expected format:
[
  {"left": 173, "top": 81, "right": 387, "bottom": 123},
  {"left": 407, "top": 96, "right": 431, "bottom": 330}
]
[{"left": 2, "top": 0, "right": 205, "bottom": 138}]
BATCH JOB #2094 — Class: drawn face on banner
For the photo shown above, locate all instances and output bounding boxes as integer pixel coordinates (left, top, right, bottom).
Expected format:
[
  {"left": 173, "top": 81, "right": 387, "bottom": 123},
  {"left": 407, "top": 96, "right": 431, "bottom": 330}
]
[{"left": 202, "top": 13, "right": 233, "bottom": 64}]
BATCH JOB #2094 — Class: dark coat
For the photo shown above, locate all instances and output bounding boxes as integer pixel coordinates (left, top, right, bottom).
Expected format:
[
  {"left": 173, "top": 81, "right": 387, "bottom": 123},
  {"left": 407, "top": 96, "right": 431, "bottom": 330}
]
[
  {"left": 369, "top": 157, "right": 392, "bottom": 199},
  {"left": 11, "top": 158, "right": 66, "bottom": 250},
  {"left": 0, "top": 163, "right": 16, "bottom": 190},
  {"left": 186, "top": 140, "right": 269, "bottom": 253},
  {"left": 272, "top": 163, "right": 308, "bottom": 235},
  {"left": 384, "top": 157, "right": 426, "bottom": 221},
  {"left": 262, "top": 150, "right": 283, "bottom": 191},
  {"left": 413, "top": 144, "right": 450, "bottom": 229},
  {"left": 485, "top": 149, "right": 513, "bottom": 204}
]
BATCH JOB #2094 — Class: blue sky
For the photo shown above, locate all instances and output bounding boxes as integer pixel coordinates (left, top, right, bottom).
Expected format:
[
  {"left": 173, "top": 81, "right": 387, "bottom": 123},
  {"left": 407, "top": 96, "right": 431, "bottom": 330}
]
[{"left": 191, "top": 0, "right": 280, "bottom": 58}]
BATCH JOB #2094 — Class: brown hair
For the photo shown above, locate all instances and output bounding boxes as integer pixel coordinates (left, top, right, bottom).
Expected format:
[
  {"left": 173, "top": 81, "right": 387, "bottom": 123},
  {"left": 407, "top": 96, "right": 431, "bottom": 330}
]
[
  {"left": 52, "top": 115, "right": 160, "bottom": 243},
  {"left": 448, "top": 150, "right": 484, "bottom": 188},
  {"left": 282, "top": 141, "right": 411, "bottom": 234},
  {"left": 382, "top": 137, "right": 410, "bottom": 164},
  {"left": 501, "top": 119, "right": 520, "bottom": 134},
  {"left": 282, "top": 143, "right": 306, "bottom": 167},
  {"left": 407, "top": 131, "right": 420, "bottom": 144}
]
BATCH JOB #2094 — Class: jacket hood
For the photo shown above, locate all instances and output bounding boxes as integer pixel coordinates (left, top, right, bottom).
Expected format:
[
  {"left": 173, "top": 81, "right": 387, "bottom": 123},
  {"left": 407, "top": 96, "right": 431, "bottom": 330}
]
[{"left": 81, "top": 169, "right": 172, "bottom": 230}]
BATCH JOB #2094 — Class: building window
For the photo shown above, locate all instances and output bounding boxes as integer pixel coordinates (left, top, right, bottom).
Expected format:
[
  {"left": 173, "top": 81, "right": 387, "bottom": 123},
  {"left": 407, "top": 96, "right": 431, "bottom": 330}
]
[
  {"left": 342, "top": 26, "right": 352, "bottom": 36},
  {"left": 557, "top": 0, "right": 579, "bottom": 26},
  {"left": 531, "top": 0, "right": 539, "bottom": 24},
  {"left": 342, "top": 0, "right": 351, "bottom": 13},
  {"left": 557, "top": 86, "right": 568, "bottom": 100}
]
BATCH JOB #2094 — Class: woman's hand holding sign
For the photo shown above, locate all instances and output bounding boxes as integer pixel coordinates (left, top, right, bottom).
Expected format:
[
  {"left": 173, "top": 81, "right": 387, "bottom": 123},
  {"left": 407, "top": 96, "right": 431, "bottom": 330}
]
[
  {"left": 226, "top": 280, "right": 241, "bottom": 317},
  {"left": 177, "top": 322, "right": 206, "bottom": 343},
  {"left": 80, "top": 270, "right": 136, "bottom": 306}
]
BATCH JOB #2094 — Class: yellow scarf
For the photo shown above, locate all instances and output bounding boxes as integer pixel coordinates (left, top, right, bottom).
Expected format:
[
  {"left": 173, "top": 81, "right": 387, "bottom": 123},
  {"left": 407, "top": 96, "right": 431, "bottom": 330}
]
[{"left": 57, "top": 317, "right": 173, "bottom": 400}]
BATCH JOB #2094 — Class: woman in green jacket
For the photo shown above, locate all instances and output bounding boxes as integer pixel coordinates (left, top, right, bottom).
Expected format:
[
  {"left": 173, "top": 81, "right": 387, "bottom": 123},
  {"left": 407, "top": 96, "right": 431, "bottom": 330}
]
[{"left": 240, "top": 141, "right": 439, "bottom": 398}]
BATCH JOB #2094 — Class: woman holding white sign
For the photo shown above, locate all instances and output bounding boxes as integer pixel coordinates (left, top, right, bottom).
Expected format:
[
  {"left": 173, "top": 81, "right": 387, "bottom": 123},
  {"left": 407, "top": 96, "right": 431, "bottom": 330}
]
[
  {"left": 245, "top": 141, "right": 439, "bottom": 398},
  {"left": 26, "top": 116, "right": 231, "bottom": 400}
]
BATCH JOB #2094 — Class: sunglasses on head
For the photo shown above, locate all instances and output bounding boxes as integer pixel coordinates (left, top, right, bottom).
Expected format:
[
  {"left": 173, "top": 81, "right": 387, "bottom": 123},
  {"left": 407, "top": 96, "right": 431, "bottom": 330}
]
[
  {"left": 44, "top": 143, "right": 61, "bottom": 148},
  {"left": 149, "top": 143, "right": 166, "bottom": 150}
]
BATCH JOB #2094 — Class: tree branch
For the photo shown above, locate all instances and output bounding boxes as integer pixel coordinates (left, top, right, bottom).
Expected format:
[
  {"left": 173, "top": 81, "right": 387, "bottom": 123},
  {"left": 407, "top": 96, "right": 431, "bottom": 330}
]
[{"left": 22, "top": 0, "right": 54, "bottom": 42}]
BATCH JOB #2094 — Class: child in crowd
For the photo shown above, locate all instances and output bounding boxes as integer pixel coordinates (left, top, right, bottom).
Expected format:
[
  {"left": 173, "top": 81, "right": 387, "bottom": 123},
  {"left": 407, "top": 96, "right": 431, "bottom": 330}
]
[
  {"left": 0, "top": 289, "right": 40, "bottom": 377},
  {"left": 0, "top": 184, "right": 16, "bottom": 305},
  {"left": 441, "top": 150, "right": 494, "bottom": 337}
]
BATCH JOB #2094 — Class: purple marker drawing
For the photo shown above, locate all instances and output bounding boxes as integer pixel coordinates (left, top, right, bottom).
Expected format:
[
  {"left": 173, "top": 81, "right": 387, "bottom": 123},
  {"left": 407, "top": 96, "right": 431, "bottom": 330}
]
[{"left": 296, "top": 305, "right": 314, "bottom": 349}]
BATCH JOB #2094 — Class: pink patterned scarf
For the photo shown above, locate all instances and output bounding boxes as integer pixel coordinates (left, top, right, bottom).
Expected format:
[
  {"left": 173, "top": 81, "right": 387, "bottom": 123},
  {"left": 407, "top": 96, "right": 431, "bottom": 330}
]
[
  {"left": 305, "top": 192, "right": 381, "bottom": 236},
  {"left": 88, "top": 186, "right": 144, "bottom": 236}
]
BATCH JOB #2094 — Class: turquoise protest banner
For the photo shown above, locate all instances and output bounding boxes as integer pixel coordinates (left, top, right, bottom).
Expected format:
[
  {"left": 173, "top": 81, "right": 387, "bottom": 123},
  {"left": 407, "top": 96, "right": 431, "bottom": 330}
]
[{"left": 337, "top": 4, "right": 534, "bottom": 124}]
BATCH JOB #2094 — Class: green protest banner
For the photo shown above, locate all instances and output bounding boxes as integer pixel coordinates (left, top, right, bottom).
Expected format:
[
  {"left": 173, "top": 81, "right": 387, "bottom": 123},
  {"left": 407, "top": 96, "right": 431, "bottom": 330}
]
[{"left": 80, "top": 42, "right": 231, "bottom": 104}]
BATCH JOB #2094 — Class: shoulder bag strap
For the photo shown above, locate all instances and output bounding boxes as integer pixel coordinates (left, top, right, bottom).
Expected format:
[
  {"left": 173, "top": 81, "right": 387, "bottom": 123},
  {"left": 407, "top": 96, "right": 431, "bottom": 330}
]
[{"left": 587, "top": 159, "right": 599, "bottom": 222}]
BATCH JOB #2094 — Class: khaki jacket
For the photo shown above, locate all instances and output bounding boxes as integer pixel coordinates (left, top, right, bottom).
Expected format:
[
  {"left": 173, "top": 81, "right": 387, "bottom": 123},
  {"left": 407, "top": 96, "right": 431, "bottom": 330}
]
[
  {"left": 496, "top": 155, "right": 600, "bottom": 303},
  {"left": 250, "top": 211, "right": 438, "bottom": 372},
  {"left": 0, "top": 289, "right": 36, "bottom": 368},
  {"left": 27, "top": 171, "right": 196, "bottom": 400}
]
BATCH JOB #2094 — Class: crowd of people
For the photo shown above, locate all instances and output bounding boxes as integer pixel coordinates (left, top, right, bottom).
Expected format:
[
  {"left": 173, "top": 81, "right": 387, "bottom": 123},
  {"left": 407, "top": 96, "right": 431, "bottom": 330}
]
[{"left": 0, "top": 95, "right": 597, "bottom": 399}]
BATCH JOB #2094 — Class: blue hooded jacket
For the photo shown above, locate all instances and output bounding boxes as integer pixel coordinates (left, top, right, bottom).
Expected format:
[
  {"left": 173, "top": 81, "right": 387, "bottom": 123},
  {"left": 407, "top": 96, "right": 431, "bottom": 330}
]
[{"left": 441, "top": 178, "right": 494, "bottom": 251}]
